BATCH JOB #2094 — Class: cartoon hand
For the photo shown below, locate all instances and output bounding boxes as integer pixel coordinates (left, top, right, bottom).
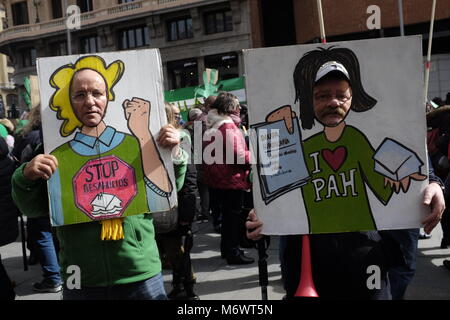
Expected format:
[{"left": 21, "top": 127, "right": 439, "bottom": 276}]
[
  {"left": 384, "top": 172, "right": 427, "bottom": 193},
  {"left": 123, "top": 98, "right": 151, "bottom": 140},
  {"left": 265, "top": 105, "right": 297, "bottom": 134}
]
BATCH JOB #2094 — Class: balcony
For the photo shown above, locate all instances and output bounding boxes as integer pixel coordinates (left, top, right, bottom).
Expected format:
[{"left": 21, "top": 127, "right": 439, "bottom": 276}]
[
  {"left": 0, "top": 0, "right": 206, "bottom": 44},
  {"left": 0, "top": 82, "right": 16, "bottom": 90}
]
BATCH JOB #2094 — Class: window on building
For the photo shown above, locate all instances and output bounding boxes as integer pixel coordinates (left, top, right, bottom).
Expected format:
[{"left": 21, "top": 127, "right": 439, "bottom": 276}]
[
  {"left": 52, "top": 0, "right": 63, "bottom": 19},
  {"left": 77, "top": 0, "right": 93, "bottom": 13},
  {"left": 118, "top": 26, "right": 150, "bottom": 50},
  {"left": 20, "top": 48, "right": 37, "bottom": 68},
  {"left": 205, "top": 10, "right": 232, "bottom": 35},
  {"left": 12, "top": 1, "right": 29, "bottom": 26},
  {"left": 6, "top": 94, "right": 18, "bottom": 106},
  {"left": 7, "top": 73, "right": 14, "bottom": 84},
  {"left": 80, "top": 35, "right": 99, "bottom": 53},
  {"left": 167, "top": 59, "right": 198, "bottom": 90},
  {"left": 167, "top": 17, "right": 193, "bottom": 41},
  {"left": 204, "top": 52, "right": 239, "bottom": 80},
  {"left": 119, "top": 0, "right": 135, "bottom": 3},
  {"left": 49, "top": 41, "right": 67, "bottom": 56},
  {"left": 2, "top": 16, "right": 8, "bottom": 29}
]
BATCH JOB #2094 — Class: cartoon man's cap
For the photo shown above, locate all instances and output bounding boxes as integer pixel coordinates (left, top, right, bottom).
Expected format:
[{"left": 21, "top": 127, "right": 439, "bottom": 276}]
[{"left": 315, "top": 61, "right": 350, "bottom": 83}]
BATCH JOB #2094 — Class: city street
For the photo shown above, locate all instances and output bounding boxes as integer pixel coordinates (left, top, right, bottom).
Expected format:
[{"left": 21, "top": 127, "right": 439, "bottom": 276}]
[{"left": 1, "top": 218, "right": 449, "bottom": 300}]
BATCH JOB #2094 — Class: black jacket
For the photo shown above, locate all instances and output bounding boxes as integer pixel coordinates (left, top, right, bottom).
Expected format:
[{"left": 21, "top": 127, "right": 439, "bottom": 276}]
[
  {"left": 0, "top": 138, "right": 19, "bottom": 246},
  {"left": 281, "top": 231, "right": 404, "bottom": 300},
  {"left": 177, "top": 163, "right": 198, "bottom": 224}
]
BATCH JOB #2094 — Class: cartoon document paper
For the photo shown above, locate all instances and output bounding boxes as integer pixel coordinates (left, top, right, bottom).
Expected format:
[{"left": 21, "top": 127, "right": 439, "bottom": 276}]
[
  {"left": 251, "top": 105, "right": 309, "bottom": 204},
  {"left": 374, "top": 138, "right": 425, "bottom": 193},
  {"left": 38, "top": 49, "right": 176, "bottom": 227},
  {"left": 244, "top": 36, "right": 429, "bottom": 235}
]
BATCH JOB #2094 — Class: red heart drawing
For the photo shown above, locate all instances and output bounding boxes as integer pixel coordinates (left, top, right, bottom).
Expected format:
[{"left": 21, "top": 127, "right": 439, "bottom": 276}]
[{"left": 322, "top": 147, "right": 347, "bottom": 172}]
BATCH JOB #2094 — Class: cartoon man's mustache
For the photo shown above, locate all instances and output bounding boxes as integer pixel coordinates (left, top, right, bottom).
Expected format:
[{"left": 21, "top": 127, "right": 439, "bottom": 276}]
[{"left": 321, "top": 108, "right": 347, "bottom": 117}]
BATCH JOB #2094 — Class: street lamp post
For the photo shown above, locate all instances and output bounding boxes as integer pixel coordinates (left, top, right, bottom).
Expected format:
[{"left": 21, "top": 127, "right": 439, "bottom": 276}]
[
  {"left": 33, "top": 0, "right": 40, "bottom": 23},
  {"left": 64, "top": 0, "right": 72, "bottom": 55}
]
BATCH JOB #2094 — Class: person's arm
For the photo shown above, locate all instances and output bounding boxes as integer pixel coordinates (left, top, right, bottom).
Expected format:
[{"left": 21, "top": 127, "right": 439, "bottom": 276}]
[
  {"left": 422, "top": 155, "right": 446, "bottom": 234},
  {"left": 172, "top": 130, "right": 190, "bottom": 191},
  {"left": 11, "top": 154, "right": 58, "bottom": 218}
]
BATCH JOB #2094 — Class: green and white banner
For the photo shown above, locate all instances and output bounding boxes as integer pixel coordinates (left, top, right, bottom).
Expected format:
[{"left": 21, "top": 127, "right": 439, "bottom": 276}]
[{"left": 164, "top": 76, "right": 246, "bottom": 121}]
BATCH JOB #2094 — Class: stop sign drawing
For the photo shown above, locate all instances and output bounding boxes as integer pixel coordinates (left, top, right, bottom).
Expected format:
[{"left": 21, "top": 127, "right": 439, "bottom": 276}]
[{"left": 73, "top": 155, "right": 138, "bottom": 221}]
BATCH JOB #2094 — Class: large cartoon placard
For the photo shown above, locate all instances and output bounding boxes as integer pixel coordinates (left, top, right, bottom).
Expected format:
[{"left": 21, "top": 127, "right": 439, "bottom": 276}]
[
  {"left": 38, "top": 49, "right": 176, "bottom": 226},
  {"left": 245, "top": 36, "right": 429, "bottom": 235}
]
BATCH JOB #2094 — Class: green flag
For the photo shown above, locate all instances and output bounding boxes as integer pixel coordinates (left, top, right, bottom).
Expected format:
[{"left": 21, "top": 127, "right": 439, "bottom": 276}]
[
  {"left": 194, "top": 68, "right": 221, "bottom": 99},
  {"left": 164, "top": 76, "right": 246, "bottom": 121},
  {"left": 22, "top": 77, "right": 32, "bottom": 110}
]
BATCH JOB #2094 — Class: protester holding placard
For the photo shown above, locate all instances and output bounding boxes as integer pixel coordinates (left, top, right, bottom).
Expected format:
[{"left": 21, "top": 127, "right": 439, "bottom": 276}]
[
  {"left": 11, "top": 53, "right": 185, "bottom": 300},
  {"left": 246, "top": 51, "right": 445, "bottom": 299}
]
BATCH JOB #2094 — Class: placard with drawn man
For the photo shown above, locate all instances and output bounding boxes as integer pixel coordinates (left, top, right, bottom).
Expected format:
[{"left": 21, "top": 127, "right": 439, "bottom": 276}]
[{"left": 245, "top": 36, "right": 429, "bottom": 235}]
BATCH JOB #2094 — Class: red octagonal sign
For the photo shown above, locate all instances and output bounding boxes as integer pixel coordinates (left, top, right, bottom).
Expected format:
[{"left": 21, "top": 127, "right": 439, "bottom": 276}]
[{"left": 73, "top": 155, "right": 137, "bottom": 221}]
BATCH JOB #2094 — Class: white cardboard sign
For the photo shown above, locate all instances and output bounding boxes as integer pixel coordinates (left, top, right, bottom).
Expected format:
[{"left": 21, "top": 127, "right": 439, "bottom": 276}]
[
  {"left": 38, "top": 49, "right": 177, "bottom": 226},
  {"left": 245, "top": 36, "right": 429, "bottom": 235}
]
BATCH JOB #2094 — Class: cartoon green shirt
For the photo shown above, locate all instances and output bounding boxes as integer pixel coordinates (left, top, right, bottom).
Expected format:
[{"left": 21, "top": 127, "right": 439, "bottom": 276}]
[
  {"left": 302, "top": 125, "right": 393, "bottom": 233},
  {"left": 49, "top": 126, "right": 170, "bottom": 225}
]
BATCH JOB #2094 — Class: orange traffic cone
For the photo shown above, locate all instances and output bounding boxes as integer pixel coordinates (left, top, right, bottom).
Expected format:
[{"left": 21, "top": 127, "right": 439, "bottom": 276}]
[{"left": 294, "top": 234, "right": 319, "bottom": 297}]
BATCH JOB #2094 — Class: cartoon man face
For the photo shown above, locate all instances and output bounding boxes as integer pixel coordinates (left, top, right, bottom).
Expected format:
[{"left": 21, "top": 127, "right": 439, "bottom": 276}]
[
  {"left": 313, "top": 76, "right": 352, "bottom": 127},
  {"left": 312, "top": 61, "right": 353, "bottom": 128},
  {"left": 70, "top": 69, "right": 108, "bottom": 128}
]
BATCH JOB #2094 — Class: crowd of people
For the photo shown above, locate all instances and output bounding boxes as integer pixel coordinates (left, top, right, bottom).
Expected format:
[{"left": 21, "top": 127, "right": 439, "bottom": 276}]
[{"left": 1, "top": 68, "right": 449, "bottom": 300}]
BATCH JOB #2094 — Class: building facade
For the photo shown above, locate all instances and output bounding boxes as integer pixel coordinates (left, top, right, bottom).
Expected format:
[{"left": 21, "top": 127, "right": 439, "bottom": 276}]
[
  {"left": 1, "top": 0, "right": 449, "bottom": 114},
  {"left": 0, "top": 0, "right": 253, "bottom": 113},
  {"left": 0, "top": 5, "right": 17, "bottom": 118},
  {"left": 250, "top": 0, "right": 450, "bottom": 100}
]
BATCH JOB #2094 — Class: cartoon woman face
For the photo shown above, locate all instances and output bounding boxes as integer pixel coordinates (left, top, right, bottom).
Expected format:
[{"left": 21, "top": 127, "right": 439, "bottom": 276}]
[
  {"left": 70, "top": 69, "right": 109, "bottom": 128},
  {"left": 49, "top": 55, "right": 124, "bottom": 137}
]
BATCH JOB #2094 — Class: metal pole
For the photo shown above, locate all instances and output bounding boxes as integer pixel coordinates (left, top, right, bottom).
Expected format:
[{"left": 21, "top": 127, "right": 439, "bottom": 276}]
[
  {"left": 424, "top": 0, "right": 437, "bottom": 103},
  {"left": 316, "top": 0, "right": 326, "bottom": 43},
  {"left": 398, "top": 0, "right": 405, "bottom": 36},
  {"left": 256, "top": 237, "right": 269, "bottom": 300},
  {"left": 19, "top": 215, "right": 28, "bottom": 271},
  {"left": 64, "top": 0, "right": 72, "bottom": 55}
]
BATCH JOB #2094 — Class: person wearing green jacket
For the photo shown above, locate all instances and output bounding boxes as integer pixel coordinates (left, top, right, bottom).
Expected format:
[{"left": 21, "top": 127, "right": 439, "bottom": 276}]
[
  {"left": 12, "top": 125, "right": 186, "bottom": 300},
  {"left": 11, "top": 60, "right": 187, "bottom": 300}
]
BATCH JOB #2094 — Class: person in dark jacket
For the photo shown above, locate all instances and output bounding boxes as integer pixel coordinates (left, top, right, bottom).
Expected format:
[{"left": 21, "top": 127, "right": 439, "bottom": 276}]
[
  {"left": 0, "top": 137, "right": 19, "bottom": 300},
  {"left": 12, "top": 105, "right": 42, "bottom": 163},
  {"left": 247, "top": 167, "right": 444, "bottom": 300}
]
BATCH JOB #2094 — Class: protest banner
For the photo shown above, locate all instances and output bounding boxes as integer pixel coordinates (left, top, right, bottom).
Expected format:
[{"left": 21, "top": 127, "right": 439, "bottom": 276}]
[
  {"left": 245, "top": 36, "right": 428, "bottom": 235},
  {"left": 38, "top": 49, "right": 177, "bottom": 227}
]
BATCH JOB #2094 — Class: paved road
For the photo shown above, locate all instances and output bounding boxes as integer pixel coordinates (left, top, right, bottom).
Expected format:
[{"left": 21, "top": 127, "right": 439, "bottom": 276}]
[{"left": 1, "top": 219, "right": 449, "bottom": 300}]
